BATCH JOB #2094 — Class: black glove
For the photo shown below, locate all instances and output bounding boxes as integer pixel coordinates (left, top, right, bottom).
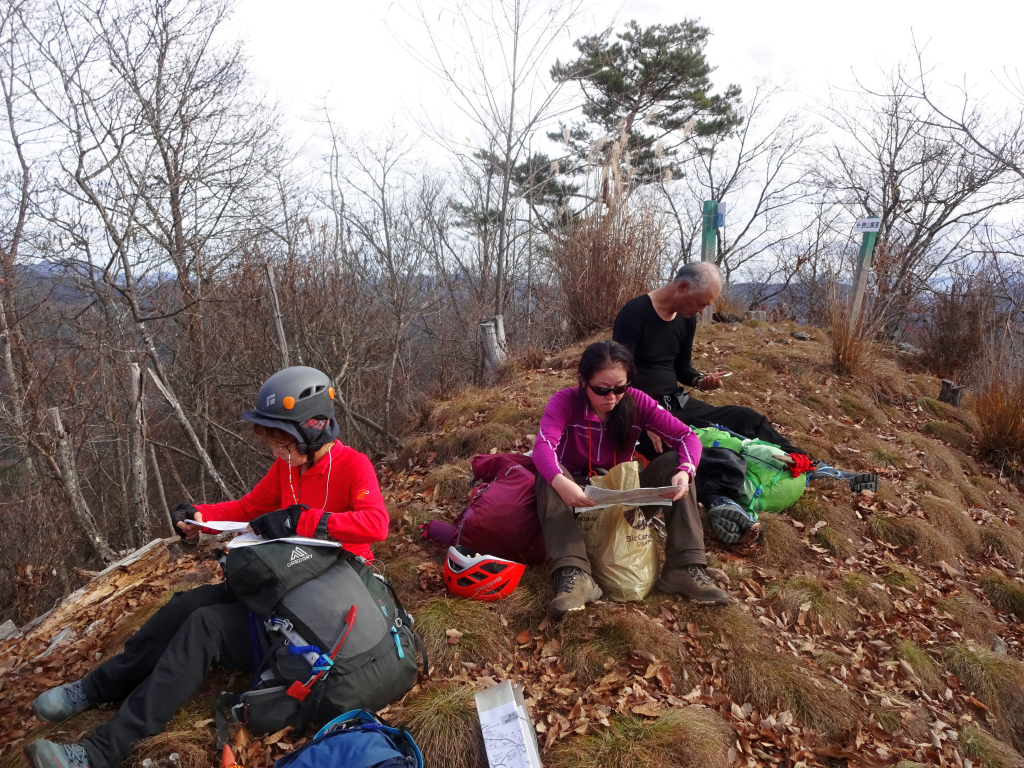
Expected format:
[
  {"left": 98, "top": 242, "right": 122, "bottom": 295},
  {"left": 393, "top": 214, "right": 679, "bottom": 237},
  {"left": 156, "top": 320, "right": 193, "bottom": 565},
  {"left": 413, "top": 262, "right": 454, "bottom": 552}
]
[
  {"left": 171, "top": 503, "right": 199, "bottom": 540},
  {"left": 250, "top": 504, "right": 308, "bottom": 540}
]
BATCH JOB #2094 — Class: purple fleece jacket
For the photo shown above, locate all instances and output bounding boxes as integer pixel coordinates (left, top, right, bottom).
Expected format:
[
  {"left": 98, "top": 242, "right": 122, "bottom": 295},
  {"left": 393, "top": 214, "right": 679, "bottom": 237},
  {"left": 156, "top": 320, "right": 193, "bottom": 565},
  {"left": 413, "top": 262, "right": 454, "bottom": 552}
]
[{"left": 532, "top": 387, "right": 702, "bottom": 484}]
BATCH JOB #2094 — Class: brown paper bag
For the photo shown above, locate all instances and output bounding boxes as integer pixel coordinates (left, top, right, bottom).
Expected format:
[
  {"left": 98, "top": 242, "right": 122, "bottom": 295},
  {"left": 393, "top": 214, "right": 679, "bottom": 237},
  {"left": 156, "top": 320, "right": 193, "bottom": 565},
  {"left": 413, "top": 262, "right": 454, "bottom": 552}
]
[{"left": 576, "top": 461, "right": 660, "bottom": 602}]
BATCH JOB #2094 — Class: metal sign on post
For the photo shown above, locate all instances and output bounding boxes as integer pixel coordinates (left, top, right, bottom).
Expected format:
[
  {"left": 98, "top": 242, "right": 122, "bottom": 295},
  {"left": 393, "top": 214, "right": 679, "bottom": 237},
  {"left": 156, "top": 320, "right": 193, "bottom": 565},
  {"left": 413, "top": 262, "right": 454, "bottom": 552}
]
[
  {"left": 700, "top": 200, "right": 718, "bottom": 322},
  {"left": 850, "top": 217, "right": 881, "bottom": 323}
]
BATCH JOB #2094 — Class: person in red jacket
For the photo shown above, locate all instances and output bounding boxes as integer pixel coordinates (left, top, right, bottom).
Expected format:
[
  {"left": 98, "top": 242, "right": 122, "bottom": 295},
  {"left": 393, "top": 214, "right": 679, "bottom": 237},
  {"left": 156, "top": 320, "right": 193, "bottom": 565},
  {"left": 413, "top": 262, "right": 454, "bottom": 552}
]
[{"left": 25, "top": 367, "right": 389, "bottom": 768}]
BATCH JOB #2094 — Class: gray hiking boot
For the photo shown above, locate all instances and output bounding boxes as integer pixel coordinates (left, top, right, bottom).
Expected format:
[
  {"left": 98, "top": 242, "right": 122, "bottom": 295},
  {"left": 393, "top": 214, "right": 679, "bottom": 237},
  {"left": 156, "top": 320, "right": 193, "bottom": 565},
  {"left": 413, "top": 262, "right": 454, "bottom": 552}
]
[
  {"left": 24, "top": 741, "right": 92, "bottom": 768},
  {"left": 548, "top": 566, "right": 602, "bottom": 621},
  {"left": 809, "top": 464, "right": 878, "bottom": 493},
  {"left": 656, "top": 564, "right": 729, "bottom": 605},
  {"left": 707, "top": 497, "right": 761, "bottom": 546},
  {"left": 31, "top": 680, "right": 92, "bottom": 723}
]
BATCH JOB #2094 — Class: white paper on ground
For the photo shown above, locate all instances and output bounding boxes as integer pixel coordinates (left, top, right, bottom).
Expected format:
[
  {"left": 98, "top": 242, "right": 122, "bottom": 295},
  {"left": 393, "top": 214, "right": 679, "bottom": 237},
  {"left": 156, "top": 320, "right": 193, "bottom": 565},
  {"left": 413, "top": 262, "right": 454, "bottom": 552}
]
[
  {"left": 196, "top": 520, "right": 250, "bottom": 532},
  {"left": 225, "top": 532, "right": 341, "bottom": 549},
  {"left": 475, "top": 680, "right": 542, "bottom": 768},
  {"left": 581, "top": 484, "right": 675, "bottom": 510}
]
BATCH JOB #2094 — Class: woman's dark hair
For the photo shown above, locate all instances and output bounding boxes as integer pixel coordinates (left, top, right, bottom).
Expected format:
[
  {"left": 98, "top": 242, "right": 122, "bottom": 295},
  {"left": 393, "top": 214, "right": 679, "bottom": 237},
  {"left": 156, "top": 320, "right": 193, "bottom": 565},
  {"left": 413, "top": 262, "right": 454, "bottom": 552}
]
[{"left": 577, "top": 340, "right": 638, "bottom": 453}]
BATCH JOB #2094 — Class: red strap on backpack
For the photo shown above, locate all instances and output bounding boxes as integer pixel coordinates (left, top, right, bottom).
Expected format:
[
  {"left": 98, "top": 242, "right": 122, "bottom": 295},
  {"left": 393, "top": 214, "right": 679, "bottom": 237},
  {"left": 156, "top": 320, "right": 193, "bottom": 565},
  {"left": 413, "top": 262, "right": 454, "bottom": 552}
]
[{"left": 287, "top": 604, "right": 358, "bottom": 701}]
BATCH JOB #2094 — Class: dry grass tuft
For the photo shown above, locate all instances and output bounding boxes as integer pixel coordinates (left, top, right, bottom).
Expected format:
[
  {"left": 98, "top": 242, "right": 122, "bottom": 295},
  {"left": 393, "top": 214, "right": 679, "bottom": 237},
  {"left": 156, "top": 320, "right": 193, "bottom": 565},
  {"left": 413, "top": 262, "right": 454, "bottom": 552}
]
[
  {"left": 979, "top": 570, "right": 1024, "bottom": 620},
  {"left": 674, "top": 603, "right": 764, "bottom": 651},
  {"left": 767, "top": 575, "right": 854, "bottom": 630},
  {"left": 756, "top": 513, "right": 809, "bottom": 567},
  {"left": 937, "top": 592, "right": 1000, "bottom": 644},
  {"left": 980, "top": 518, "right": 1024, "bottom": 566},
  {"left": 394, "top": 681, "right": 486, "bottom": 768},
  {"left": 869, "top": 515, "right": 960, "bottom": 563},
  {"left": 919, "top": 495, "right": 982, "bottom": 555},
  {"left": 838, "top": 391, "right": 887, "bottom": 426},
  {"left": 843, "top": 572, "right": 893, "bottom": 614},
  {"left": 550, "top": 199, "right": 664, "bottom": 339},
  {"left": 425, "top": 461, "right": 474, "bottom": 503},
  {"left": 972, "top": 355, "right": 1024, "bottom": 469},
  {"left": 944, "top": 643, "right": 1024, "bottom": 753},
  {"left": 894, "top": 639, "right": 941, "bottom": 692},
  {"left": 547, "top": 707, "right": 735, "bottom": 768},
  {"left": 725, "top": 650, "right": 861, "bottom": 735},
  {"left": 414, "top": 597, "right": 509, "bottom": 669},
  {"left": 488, "top": 403, "right": 541, "bottom": 426},
  {"left": 127, "top": 730, "right": 211, "bottom": 768},
  {"left": 827, "top": 287, "right": 877, "bottom": 379},
  {"left": 558, "top": 607, "right": 695, "bottom": 687},
  {"left": 921, "top": 420, "right": 974, "bottom": 452},
  {"left": 397, "top": 435, "right": 433, "bottom": 466},
  {"left": 428, "top": 391, "right": 491, "bottom": 429},
  {"left": 904, "top": 434, "right": 965, "bottom": 476},
  {"left": 918, "top": 396, "right": 978, "bottom": 432},
  {"left": 958, "top": 723, "right": 1024, "bottom": 768},
  {"left": 437, "top": 423, "right": 518, "bottom": 462},
  {"left": 882, "top": 563, "right": 921, "bottom": 591}
]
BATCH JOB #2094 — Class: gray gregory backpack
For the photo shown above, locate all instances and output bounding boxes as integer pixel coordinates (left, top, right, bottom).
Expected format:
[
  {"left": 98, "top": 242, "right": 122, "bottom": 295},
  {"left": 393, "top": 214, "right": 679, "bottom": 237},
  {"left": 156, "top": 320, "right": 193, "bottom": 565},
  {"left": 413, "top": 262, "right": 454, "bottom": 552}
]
[{"left": 215, "top": 542, "right": 426, "bottom": 741}]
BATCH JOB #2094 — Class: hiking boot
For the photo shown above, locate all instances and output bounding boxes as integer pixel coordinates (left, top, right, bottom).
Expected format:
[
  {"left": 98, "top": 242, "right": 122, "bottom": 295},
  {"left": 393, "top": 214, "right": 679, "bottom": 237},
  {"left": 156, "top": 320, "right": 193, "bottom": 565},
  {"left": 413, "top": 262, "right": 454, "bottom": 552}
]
[
  {"left": 548, "top": 567, "right": 602, "bottom": 621},
  {"left": 707, "top": 497, "right": 761, "bottom": 545},
  {"left": 31, "top": 680, "right": 92, "bottom": 723},
  {"left": 656, "top": 565, "right": 729, "bottom": 606},
  {"left": 809, "top": 464, "right": 879, "bottom": 493},
  {"left": 24, "top": 741, "right": 92, "bottom": 768}
]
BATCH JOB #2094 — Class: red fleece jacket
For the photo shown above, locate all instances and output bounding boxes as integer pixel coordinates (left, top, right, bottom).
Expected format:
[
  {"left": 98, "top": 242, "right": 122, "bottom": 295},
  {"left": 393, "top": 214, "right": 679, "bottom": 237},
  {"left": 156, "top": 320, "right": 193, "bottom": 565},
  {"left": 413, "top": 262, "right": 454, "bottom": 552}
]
[{"left": 195, "top": 441, "right": 389, "bottom": 561}]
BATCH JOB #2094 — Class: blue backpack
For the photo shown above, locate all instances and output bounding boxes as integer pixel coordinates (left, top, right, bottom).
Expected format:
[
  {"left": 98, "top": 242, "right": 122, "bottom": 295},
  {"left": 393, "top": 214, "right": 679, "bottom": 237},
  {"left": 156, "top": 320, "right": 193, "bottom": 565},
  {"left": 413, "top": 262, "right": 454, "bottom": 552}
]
[{"left": 274, "top": 709, "right": 423, "bottom": 768}]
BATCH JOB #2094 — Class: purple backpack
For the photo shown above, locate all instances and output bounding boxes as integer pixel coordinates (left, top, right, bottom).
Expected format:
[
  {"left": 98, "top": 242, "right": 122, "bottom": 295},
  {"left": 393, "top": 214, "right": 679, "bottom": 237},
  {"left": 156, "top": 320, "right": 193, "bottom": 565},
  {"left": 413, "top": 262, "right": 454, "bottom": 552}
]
[{"left": 422, "top": 453, "right": 546, "bottom": 565}]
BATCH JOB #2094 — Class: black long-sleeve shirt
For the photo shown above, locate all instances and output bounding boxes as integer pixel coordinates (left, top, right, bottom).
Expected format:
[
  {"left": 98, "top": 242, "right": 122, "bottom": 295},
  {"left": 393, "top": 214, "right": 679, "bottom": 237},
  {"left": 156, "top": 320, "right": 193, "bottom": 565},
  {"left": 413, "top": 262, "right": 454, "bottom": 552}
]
[{"left": 612, "top": 294, "right": 701, "bottom": 400}]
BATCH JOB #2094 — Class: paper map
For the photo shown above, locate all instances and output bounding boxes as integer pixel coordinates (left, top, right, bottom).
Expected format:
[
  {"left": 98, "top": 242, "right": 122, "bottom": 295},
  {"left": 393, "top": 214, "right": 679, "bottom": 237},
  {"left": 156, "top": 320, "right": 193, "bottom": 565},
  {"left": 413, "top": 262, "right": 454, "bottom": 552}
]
[
  {"left": 479, "top": 701, "right": 533, "bottom": 768},
  {"left": 581, "top": 484, "right": 675, "bottom": 510},
  {"left": 225, "top": 532, "right": 340, "bottom": 549}
]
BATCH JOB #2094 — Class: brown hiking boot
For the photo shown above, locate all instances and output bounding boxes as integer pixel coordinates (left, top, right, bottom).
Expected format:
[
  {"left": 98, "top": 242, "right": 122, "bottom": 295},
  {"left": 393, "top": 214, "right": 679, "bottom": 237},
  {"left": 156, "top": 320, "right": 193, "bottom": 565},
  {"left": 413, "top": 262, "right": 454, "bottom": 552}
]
[
  {"left": 548, "top": 566, "right": 602, "bottom": 620},
  {"left": 656, "top": 565, "right": 729, "bottom": 605}
]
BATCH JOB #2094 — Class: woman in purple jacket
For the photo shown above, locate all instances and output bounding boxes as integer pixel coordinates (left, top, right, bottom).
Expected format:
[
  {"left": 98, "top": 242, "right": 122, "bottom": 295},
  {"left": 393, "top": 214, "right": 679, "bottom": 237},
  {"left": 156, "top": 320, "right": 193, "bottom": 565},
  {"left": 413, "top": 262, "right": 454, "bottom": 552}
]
[{"left": 534, "top": 340, "right": 728, "bottom": 620}]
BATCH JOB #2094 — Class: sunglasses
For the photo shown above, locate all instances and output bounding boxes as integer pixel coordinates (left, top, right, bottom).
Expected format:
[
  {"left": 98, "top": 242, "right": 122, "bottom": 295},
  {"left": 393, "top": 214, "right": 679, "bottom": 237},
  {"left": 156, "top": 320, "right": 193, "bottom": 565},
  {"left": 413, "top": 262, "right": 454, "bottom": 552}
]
[{"left": 587, "top": 382, "right": 629, "bottom": 397}]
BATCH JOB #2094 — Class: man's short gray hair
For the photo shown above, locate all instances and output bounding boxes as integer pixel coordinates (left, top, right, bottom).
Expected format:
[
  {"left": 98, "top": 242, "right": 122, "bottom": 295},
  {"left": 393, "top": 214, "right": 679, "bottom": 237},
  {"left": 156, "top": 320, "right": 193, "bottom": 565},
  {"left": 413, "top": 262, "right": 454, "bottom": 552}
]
[{"left": 673, "top": 262, "right": 722, "bottom": 291}]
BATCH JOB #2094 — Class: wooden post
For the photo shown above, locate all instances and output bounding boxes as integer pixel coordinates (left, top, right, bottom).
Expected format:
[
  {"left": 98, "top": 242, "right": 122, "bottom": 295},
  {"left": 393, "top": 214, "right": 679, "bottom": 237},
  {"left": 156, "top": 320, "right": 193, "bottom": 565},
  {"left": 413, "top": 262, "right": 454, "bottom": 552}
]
[
  {"left": 48, "top": 407, "right": 114, "bottom": 564},
  {"left": 126, "top": 363, "right": 151, "bottom": 546},
  {"left": 849, "top": 218, "right": 881, "bottom": 324},
  {"left": 264, "top": 259, "right": 290, "bottom": 369},
  {"left": 146, "top": 367, "right": 233, "bottom": 499},
  {"left": 939, "top": 379, "right": 965, "bottom": 408},
  {"left": 700, "top": 200, "right": 718, "bottom": 323}
]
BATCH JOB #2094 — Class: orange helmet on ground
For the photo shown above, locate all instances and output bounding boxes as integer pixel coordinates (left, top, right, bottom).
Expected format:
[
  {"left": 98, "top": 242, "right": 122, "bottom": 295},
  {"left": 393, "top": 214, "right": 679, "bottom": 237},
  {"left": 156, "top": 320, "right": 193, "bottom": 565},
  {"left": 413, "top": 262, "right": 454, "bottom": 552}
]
[{"left": 443, "top": 546, "right": 526, "bottom": 602}]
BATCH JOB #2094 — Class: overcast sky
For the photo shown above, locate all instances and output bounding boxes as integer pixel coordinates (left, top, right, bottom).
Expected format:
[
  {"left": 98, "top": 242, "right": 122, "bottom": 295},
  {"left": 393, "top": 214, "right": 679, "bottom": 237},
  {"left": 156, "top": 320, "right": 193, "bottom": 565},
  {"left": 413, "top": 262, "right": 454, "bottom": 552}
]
[{"left": 226, "top": 0, "right": 1024, "bottom": 148}]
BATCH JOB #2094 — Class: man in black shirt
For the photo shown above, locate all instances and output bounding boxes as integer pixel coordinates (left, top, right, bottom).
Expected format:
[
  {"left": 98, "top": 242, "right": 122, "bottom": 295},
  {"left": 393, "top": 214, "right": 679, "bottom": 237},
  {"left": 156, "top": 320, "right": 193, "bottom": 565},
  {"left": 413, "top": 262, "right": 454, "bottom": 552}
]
[
  {"left": 613, "top": 263, "right": 877, "bottom": 543},
  {"left": 613, "top": 262, "right": 803, "bottom": 454}
]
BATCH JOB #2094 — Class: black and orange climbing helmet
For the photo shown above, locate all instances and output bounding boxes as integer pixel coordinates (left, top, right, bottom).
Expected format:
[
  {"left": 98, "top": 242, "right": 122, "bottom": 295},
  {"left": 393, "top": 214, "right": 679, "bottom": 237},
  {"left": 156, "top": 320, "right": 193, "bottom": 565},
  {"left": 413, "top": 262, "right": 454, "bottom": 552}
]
[{"left": 241, "top": 366, "right": 338, "bottom": 457}]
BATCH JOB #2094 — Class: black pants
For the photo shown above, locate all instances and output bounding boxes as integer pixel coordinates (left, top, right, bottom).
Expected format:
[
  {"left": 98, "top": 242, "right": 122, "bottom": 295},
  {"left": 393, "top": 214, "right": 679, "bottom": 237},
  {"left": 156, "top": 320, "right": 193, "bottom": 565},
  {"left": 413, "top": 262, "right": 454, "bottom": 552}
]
[
  {"left": 81, "top": 583, "right": 254, "bottom": 768},
  {"left": 535, "top": 451, "right": 707, "bottom": 576},
  {"left": 675, "top": 393, "right": 805, "bottom": 456}
]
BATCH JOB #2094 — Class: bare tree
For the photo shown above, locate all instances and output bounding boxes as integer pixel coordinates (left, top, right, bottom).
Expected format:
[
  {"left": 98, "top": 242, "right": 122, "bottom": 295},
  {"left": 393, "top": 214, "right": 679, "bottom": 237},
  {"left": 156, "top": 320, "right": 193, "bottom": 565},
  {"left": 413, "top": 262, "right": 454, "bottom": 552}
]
[
  {"left": 662, "top": 81, "right": 819, "bottom": 284},
  {"left": 394, "top": 0, "right": 584, "bottom": 362},
  {"left": 814, "top": 67, "right": 1024, "bottom": 334}
]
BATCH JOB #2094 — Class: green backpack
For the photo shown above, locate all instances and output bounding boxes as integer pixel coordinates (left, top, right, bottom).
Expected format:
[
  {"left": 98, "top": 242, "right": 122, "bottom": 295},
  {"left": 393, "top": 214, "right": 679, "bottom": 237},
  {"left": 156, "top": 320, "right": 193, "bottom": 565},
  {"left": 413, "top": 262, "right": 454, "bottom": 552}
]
[{"left": 694, "top": 428, "right": 808, "bottom": 515}]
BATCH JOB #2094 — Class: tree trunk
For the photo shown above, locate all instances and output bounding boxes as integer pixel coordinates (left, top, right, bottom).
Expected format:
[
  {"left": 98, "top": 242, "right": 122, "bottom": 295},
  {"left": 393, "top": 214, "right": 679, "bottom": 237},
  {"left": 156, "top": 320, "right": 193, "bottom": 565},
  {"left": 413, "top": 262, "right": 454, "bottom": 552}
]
[
  {"left": 48, "top": 407, "right": 114, "bottom": 564},
  {"left": 148, "top": 442, "right": 174, "bottom": 537},
  {"left": 127, "top": 363, "right": 150, "bottom": 547},
  {"left": 479, "top": 316, "right": 508, "bottom": 386},
  {"left": 939, "top": 379, "right": 965, "bottom": 408},
  {"left": 264, "top": 259, "right": 290, "bottom": 369},
  {"left": 146, "top": 367, "right": 233, "bottom": 498}
]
